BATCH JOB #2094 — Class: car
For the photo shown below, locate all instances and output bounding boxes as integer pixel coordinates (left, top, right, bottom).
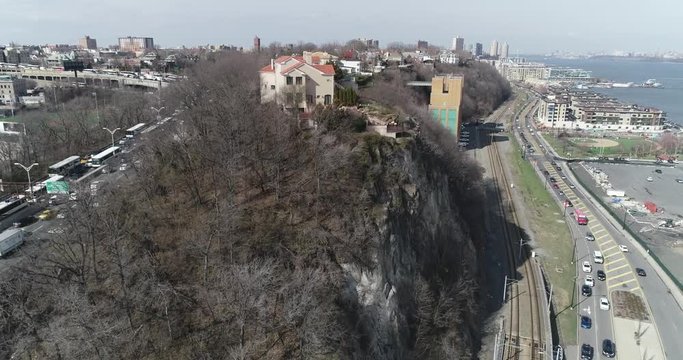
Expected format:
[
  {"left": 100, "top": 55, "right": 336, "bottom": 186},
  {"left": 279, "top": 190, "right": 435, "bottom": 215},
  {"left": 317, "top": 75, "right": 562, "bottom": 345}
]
[
  {"left": 569, "top": 183, "right": 576, "bottom": 189},
  {"left": 543, "top": 170, "right": 550, "bottom": 176},
  {"left": 552, "top": 183, "right": 559, "bottom": 189},
  {"left": 551, "top": 161, "right": 557, "bottom": 165},
  {"left": 636, "top": 268, "right": 647, "bottom": 277},
  {"left": 561, "top": 175, "right": 567, "bottom": 179},
  {"left": 558, "top": 190, "right": 564, "bottom": 196},
  {"left": 647, "top": 176, "right": 654, "bottom": 182},
  {"left": 619, "top": 244, "right": 629, "bottom": 252},
  {"left": 655, "top": 169, "right": 662, "bottom": 174},
  {"left": 38, "top": 209, "right": 56, "bottom": 221},
  {"left": 549, "top": 177, "right": 557, "bottom": 183},
  {"left": 585, "top": 275, "right": 594, "bottom": 287},
  {"left": 676, "top": 178, "right": 683, "bottom": 184},
  {"left": 47, "top": 228, "right": 65, "bottom": 234},
  {"left": 580, "top": 316, "right": 592, "bottom": 329},
  {"left": 556, "top": 166, "right": 562, "bottom": 171},
  {"left": 597, "top": 270, "right": 606, "bottom": 281},
  {"left": 119, "top": 163, "right": 128, "bottom": 171},
  {"left": 582, "top": 261, "right": 592, "bottom": 273},
  {"left": 565, "top": 200, "right": 574, "bottom": 207},
  {"left": 581, "top": 343, "right": 594, "bottom": 359},
  {"left": 602, "top": 339, "right": 615, "bottom": 358},
  {"left": 600, "top": 297, "right": 610, "bottom": 310},
  {"left": 585, "top": 233, "right": 595, "bottom": 241},
  {"left": 581, "top": 284, "right": 592, "bottom": 297},
  {"left": 56, "top": 213, "right": 66, "bottom": 219}
]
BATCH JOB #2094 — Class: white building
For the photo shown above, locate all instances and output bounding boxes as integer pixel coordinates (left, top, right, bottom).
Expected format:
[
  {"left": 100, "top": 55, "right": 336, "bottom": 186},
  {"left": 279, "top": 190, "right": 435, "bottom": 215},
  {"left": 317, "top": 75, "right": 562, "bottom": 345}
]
[
  {"left": 439, "top": 52, "right": 459, "bottom": 64},
  {"left": 339, "top": 60, "right": 361, "bottom": 74},
  {"left": 260, "top": 55, "right": 336, "bottom": 112},
  {"left": 490, "top": 40, "right": 499, "bottom": 57}
]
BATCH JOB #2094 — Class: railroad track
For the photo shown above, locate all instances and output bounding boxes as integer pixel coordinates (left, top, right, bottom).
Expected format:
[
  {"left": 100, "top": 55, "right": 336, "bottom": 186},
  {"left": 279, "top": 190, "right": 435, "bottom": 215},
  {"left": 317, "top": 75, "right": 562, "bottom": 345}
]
[{"left": 485, "top": 101, "right": 544, "bottom": 359}]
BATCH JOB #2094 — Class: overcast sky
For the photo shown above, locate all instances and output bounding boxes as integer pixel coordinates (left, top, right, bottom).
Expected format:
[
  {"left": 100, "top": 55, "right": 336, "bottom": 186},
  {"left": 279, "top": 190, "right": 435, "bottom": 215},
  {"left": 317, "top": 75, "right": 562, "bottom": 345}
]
[{"left": 2, "top": 0, "right": 681, "bottom": 54}]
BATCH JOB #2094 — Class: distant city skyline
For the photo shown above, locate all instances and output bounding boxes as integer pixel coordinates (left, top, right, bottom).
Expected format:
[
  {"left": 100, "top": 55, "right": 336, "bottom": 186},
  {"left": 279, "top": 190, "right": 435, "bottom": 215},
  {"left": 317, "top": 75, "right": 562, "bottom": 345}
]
[{"left": 2, "top": 0, "right": 682, "bottom": 54}]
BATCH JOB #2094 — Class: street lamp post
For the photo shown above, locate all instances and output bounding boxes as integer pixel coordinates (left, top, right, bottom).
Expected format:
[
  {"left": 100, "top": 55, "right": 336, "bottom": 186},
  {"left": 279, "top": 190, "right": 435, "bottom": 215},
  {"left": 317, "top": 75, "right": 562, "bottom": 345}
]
[
  {"left": 151, "top": 106, "right": 165, "bottom": 122},
  {"left": 102, "top": 127, "right": 120, "bottom": 149},
  {"left": 14, "top": 162, "right": 39, "bottom": 200}
]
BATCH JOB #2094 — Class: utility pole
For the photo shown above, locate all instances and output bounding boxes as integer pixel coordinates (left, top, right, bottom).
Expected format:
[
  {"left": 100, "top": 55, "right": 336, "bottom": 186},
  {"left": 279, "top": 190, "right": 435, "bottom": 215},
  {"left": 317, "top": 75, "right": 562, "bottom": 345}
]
[{"left": 14, "top": 162, "right": 39, "bottom": 201}]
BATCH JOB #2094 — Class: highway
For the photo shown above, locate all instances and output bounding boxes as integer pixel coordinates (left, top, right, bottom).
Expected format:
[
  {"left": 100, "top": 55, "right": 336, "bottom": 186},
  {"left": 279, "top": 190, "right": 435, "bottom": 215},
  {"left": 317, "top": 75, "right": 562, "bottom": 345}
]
[{"left": 515, "top": 90, "right": 681, "bottom": 359}]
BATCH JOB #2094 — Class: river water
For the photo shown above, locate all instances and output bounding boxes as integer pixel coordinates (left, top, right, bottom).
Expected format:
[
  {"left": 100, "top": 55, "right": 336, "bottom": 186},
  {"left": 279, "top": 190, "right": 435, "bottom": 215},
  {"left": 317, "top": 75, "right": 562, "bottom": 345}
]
[{"left": 527, "top": 56, "right": 683, "bottom": 125}]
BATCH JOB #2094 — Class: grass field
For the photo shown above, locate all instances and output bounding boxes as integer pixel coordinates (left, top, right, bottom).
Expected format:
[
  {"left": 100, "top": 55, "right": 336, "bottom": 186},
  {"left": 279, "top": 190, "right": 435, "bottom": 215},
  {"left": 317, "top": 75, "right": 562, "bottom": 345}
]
[
  {"left": 507, "top": 138, "right": 578, "bottom": 345},
  {"left": 542, "top": 134, "right": 663, "bottom": 159}
]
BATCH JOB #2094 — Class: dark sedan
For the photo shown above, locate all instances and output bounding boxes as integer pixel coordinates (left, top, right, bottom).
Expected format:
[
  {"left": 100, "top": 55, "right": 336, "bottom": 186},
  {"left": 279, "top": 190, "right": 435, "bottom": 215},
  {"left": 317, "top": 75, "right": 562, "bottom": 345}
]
[
  {"left": 581, "top": 343, "right": 594, "bottom": 360},
  {"left": 636, "top": 268, "right": 647, "bottom": 277},
  {"left": 581, "top": 284, "right": 592, "bottom": 297},
  {"left": 580, "top": 316, "right": 592, "bottom": 329},
  {"left": 597, "top": 270, "right": 606, "bottom": 281},
  {"left": 602, "top": 339, "right": 615, "bottom": 358}
]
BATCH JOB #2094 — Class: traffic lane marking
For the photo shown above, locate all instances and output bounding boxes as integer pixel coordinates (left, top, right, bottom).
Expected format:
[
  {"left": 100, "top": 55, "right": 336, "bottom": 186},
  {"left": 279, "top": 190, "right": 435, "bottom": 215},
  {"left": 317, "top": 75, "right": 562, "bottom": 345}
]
[
  {"left": 592, "top": 228, "right": 607, "bottom": 236},
  {"left": 608, "top": 278, "right": 638, "bottom": 289},
  {"left": 602, "top": 245, "right": 618, "bottom": 253},
  {"left": 630, "top": 287, "right": 641, "bottom": 293},
  {"left": 603, "top": 251, "right": 623, "bottom": 259},
  {"left": 606, "top": 271, "right": 633, "bottom": 282},
  {"left": 606, "top": 264, "right": 629, "bottom": 273},
  {"left": 605, "top": 257, "right": 626, "bottom": 269},
  {"left": 598, "top": 239, "right": 614, "bottom": 248}
]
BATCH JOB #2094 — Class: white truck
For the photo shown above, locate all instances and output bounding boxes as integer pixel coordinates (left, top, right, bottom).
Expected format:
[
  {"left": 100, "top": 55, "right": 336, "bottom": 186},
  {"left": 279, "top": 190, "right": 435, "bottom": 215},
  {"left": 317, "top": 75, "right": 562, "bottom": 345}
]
[
  {"left": 606, "top": 189, "right": 626, "bottom": 197},
  {"left": 0, "top": 228, "right": 25, "bottom": 257}
]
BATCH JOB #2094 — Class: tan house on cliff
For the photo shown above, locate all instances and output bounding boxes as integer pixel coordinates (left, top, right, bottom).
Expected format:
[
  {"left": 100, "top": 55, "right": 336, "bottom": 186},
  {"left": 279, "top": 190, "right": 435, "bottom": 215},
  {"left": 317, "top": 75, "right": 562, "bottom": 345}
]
[{"left": 259, "top": 55, "right": 335, "bottom": 112}]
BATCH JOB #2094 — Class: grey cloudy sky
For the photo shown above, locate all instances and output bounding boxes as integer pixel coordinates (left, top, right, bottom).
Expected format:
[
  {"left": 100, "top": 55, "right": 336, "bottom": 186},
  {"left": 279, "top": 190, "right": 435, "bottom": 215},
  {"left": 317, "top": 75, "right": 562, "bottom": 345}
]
[{"left": 2, "top": 0, "right": 681, "bottom": 53}]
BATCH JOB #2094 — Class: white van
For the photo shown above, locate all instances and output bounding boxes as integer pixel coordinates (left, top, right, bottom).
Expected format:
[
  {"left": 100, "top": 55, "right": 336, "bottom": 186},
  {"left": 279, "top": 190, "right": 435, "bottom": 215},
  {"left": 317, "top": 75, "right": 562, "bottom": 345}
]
[{"left": 593, "top": 251, "right": 604, "bottom": 264}]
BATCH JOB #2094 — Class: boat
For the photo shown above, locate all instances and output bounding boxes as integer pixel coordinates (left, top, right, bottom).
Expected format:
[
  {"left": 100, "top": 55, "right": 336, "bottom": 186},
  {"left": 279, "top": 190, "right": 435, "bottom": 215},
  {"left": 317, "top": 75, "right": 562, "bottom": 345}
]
[
  {"left": 611, "top": 82, "right": 634, "bottom": 88},
  {"left": 641, "top": 79, "right": 662, "bottom": 88}
]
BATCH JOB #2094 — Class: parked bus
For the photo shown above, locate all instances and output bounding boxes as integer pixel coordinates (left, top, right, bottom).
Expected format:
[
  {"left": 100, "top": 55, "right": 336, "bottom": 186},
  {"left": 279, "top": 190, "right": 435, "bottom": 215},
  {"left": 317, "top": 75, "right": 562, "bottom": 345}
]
[
  {"left": 48, "top": 155, "right": 80, "bottom": 176},
  {"left": 575, "top": 208, "right": 589, "bottom": 225},
  {"left": 89, "top": 147, "right": 119, "bottom": 167},
  {"left": 0, "top": 196, "right": 27, "bottom": 218},
  {"left": 125, "top": 123, "right": 146, "bottom": 138}
]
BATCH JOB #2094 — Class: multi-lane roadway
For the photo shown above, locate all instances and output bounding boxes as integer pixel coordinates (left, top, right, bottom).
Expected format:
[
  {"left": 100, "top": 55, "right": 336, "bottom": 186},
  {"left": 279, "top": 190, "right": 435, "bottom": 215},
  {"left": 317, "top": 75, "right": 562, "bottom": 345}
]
[{"left": 515, "top": 94, "right": 682, "bottom": 359}]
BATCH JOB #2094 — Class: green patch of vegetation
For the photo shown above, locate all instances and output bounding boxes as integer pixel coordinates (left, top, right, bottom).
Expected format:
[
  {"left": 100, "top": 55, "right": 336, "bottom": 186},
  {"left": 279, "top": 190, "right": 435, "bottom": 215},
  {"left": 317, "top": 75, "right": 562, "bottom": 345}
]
[{"left": 508, "top": 138, "right": 578, "bottom": 345}]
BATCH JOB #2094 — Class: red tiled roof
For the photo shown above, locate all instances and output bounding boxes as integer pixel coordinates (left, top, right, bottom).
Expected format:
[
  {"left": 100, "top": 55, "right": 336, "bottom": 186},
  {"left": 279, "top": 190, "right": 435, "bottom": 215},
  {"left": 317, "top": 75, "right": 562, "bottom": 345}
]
[
  {"left": 260, "top": 64, "right": 274, "bottom": 72},
  {"left": 280, "top": 62, "right": 305, "bottom": 75},
  {"left": 312, "top": 64, "right": 335, "bottom": 76},
  {"left": 274, "top": 55, "right": 292, "bottom": 64}
]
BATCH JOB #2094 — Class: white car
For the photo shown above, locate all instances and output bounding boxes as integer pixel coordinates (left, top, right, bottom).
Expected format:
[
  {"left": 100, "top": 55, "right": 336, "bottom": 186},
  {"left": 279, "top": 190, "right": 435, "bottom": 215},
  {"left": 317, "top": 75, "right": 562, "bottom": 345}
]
[
  {"left": 48, "top": 228, "right": 64, "bottom": 234},
  {"left": 600, "top": 297, "right": 610, "bottom": 310},
  {"left": 582, "top": 261, "right": 592, "bottom": 273},
  {"left": 584, "top": 275, "right": 594, "bottom": 287},
  {"left": 619, "top": 244, "right": 629, "bottom": 252}
]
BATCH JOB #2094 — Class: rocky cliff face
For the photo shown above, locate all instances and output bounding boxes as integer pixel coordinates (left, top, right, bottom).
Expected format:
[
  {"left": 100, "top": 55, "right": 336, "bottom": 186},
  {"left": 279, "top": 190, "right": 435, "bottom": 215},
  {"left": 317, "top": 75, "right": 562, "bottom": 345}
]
[{"left": 341, "top": 130, "right": 484, "bottom": 359}]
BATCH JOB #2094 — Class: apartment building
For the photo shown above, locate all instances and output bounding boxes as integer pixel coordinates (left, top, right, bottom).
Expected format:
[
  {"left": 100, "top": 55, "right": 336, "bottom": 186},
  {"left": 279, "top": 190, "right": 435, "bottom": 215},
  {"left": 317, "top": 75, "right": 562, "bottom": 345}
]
[
  {"left": 118, "top": 37, "right": 154, "bottom": 52},
  {"left": 497, "top": 61, "right": 548, "bottom": 81},
  {"left": 259, "top": 55, "right": 335, "bottom": 112},
  {"left": 538, "top": 89, "right": 665, "bottom": 132},
  {"left": 0, "top": 75, "right": 16, "bottom": 106}
]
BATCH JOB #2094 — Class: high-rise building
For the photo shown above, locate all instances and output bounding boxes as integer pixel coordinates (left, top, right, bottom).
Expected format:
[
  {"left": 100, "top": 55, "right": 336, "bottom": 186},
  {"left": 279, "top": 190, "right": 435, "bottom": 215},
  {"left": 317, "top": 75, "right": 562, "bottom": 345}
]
[
  {"left": 475, "top": 43, "right": 483, "bottom": 57},
  {"left": 417, "top": 40, "right": 429, "bottom": 50},
  {"left": 490, "top": 40, "right": 499, "bottom": 57},
  {"left": 467, "top": 44, "right": 474, "bottom": 53},
  {"left": 79, "top": 35, "right": 97, "bottom": 50},
  {"left": 118, "top": 36, "right": 155, "bottom": 52},
  {"left": 501, "top": 42, "right": 509, "bottom": 59},
  {"left": 253, "top": 36, "right": 261, "bottom": 53},
  {"left": 452, "top": 37, "right": 465, "bottom": 52}
]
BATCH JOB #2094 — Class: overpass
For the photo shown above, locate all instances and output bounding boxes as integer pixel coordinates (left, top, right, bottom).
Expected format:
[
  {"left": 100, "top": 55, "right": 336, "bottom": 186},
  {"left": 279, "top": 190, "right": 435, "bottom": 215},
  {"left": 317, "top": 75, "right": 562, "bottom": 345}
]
[{"left": 0, "top": 67, "right": 168, "bottom": 90}]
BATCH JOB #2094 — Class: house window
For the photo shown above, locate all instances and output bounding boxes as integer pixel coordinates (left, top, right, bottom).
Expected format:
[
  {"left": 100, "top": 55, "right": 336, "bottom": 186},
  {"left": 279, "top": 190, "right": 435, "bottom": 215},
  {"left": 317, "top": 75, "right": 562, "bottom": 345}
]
[
  {"left": 295, "top": 76, "right": 302, "bottom": 85},
  {"left": 324, "top": 95, "right": 331, "bottom": 105},
  {"left": 270, "top": 85, "right": 275, "bottom": 90},
  {"left": 286, "top": 76, "right": 293, "bottom": 85}
]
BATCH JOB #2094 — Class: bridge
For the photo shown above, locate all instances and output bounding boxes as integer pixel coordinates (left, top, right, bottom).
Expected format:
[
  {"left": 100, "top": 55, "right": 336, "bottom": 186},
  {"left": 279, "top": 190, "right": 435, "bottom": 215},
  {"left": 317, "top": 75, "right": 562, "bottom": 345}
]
[{"left": 0, "top": 67, "right": 168, "bottom": 90}]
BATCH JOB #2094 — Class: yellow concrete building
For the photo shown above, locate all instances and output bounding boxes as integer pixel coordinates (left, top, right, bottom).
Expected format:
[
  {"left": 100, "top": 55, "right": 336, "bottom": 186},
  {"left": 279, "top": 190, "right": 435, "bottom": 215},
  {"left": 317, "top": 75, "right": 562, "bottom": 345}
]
[{"left": 429, "top": 75, "right": 464, "bottom": 139}]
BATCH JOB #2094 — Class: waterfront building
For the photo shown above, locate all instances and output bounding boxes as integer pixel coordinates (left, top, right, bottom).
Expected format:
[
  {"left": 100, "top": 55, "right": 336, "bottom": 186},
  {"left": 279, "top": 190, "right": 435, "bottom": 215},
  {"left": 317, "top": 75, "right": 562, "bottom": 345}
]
[
  {"left": 497, "top": 60, "right": 548, "bottom": 81},
  {"left": 429, "top": 75, "right": 464, "bottom": 139},
  {"left": 490, "top": 40, "right": 499, "bottom": 57},
  {"left": 501, "top": 42, "right": 509, "bottom": 59},
  {"left": 547, "top": 67, "right": 593, "bottom": 81},
  {"left": 538, "top": 88, "right": 665, "bottom": 132}
]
